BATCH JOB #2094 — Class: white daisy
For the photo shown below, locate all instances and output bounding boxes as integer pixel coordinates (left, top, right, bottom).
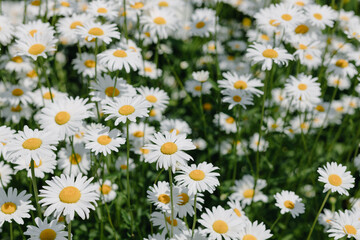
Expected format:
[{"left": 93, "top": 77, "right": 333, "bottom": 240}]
[
  {"left": 328, "top": 210, "right": 360, "bottom": 240},
  {"left": 219, "top": 72, "right": 263, "bottom": 97},
  {"left": 160, "top": 119, "right": 192, "bottom": 136},
  {"left": 95, "top": 179, "right": 118, "bottom": 203},
  {"left": 274, "top": 190, "right": 305, "bottom": 218},
  {"left": 24, "top": 217, "right": 68, "bottom": 240},
  {"left": 58, "top": 143, "right": 91, "bottom": 176},
  {"left": 0, "top": 162, "right": 13, "bottom": 187},
  {"left": 14, "top": 154, "right": 57, "bottom": 179},
  {"left": 15, "top": 32, "right": 57, "bottom": 60},
  {"left": 239, "top": 220, "right": 272, "bottom": 240},
  {"left": 137, "top": 86, "right": 170, "bottom": 110},
  {"left": 76, "top": 21, "right": 120, "bottom": 44},
  {"left": 98, "top": 47, "right": 141, "bottom": 73}
]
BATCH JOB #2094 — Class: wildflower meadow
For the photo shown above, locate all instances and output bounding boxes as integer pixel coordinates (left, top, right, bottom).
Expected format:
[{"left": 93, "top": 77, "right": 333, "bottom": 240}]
[{"left": 1, "top": 0, "right": 360, "bottom": 239}]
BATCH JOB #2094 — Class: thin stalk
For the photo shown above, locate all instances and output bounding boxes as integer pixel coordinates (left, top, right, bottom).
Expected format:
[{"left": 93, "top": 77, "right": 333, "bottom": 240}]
[
  {"left": 23, "top": 0, "right": 27, "bottom": 24},
  {"left": 122, "top": 0, "right": 128, "bottom": 41},
  {"left": 191, "top": 194, "right": 197, "bottom": 237},
  {"left": 30, "top": 160, "right": 42, "bottom": 218},
  {"left": 270, "top": 214, "right": 282, "bottom": 230},
  {"left": 306, "top": 191, "right": 331, "bottom": 240},
  {"left": 10, "top": 222, "right": 13, "bottom": 240},
  {"left": 168, "top": 169, "right": 174, "bottom": 238},
  {"left": 38, "top": 57, "right": 54, "bottom": 102},
  {"left": 126, "top": 120, "right": 135, "bottom": 234},
  {"left": 68, "top": 220, "right": 72, "bottom": 240}
]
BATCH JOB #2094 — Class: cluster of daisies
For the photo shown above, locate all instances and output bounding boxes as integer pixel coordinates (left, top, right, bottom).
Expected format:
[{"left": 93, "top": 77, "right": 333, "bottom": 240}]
[{"left": 0, "top": 0, "right": 359, "bottom": 239}]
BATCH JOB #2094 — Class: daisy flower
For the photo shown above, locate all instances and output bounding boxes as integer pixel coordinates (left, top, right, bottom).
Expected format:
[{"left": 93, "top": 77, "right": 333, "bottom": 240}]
[
  {"left": 327, "top": 75, "right": 351, "bottom": 90},
  {"left": 6, "top": 126, "right": 58, "bottom": 166},
  {"left": 317, "top": 162, "right": 355, "bottom": 195},
  {"left": 305, "top": 4, "right": 336, "bottom": 29},
  {"left": 0, "top": 187, "right": 35, "bottom": 226},
  {"left": 175, "top": 162, "right": 220, "bottom": 195},
  {"left": 246, "top": 43, "right": 293, "bottom": 71},
  {"left": 97, "top": 47, "right": 141, "bottom": 73},
  {"left": 14, "top": 154, "right": 57, "bottom": 178},
  {"left": 39, "top": 174, "right": 99, "bottom": 221},
  {"left": 151, "top": 211, "right": 186, "bottom": 236},
  {"left": 58, "top": 143, "right": 91, "bottom": 176},
  {"left": 76, "top": 21, "right": 120, "bottom": 44},
  {"left": 138, "top": 60, "right": 162, "bottom": 79},
  {"left": 230, "top": 175, "right": 268, "bottom": 207},
  {"left": 144, "top": 131, "right": 196, "bottom": 172},
  {"left": 128, "top": 122, "right": 155, "bottom": 143},
  {"left": 84, "top": 125, "right": 125, "bottom": 156},
  {"left": 15, "top": 19, "right": 55, "bottom": 38},
  {"left": 31, "top": 87, "right": 68, "bottom": 108},
  {"left": 198, "top": 206, "right": 243, "bottom": 240},
  {"left": 274, "top": 190, "right": 305, "bottom": 218},
  {"left": 115, "top": 156, "right": 136, "bottom": 171},
  {"left": 38, "top": 96, "right": 94, "bottom": 140},
  {"left": 90, "top": 75, "right": 136, "bottom": 103},
  {"left": 72, "top": 52, "right": 106, "bottom": 78},
  {"left": 175, "top": 187, "right": 204, "bottom": 218},
  {"left": 160, "top": 119, "right": 192, "bottom": 136},
  {"left": 227, "top": 199, "right": 247, "bottom": 220},
  {"left": 87, "top": 0, "right": 118, "bottom": 20},
  {"left": 319, "top": 209, "right": 335, "bottom": 230},
  {"left": 327, "top": 58, "right": 357, "bottom": 78},
  {"left": 185, "top": 80, "right": 212, "bottom": 97},
  {"left": 0, "top": 16, "right": 14, "bottom": 45},
  {"left": 273, "top": 3, "right": 305, "bottom": 30},
  {"left": 15, "top": 32, "right": 57, "bottom": 60},
  {"left": 284, "top": 74, "right": 321, "bottom": 104},
  {"left": 137, "top": 86, "right": 170, "bottom": 110},
  {"left": 95, "top": 180, "right": 118, "bottom": 203},
  {"left": 140, "top": 7, "right": 178, "bottom": 40},
  {"left": 4, "top": 54, "right": 33, "bottom": 74},
  {"left": 1, "top": 104, "right": 33, "bottom": 124},
  {"left": 0, "top": 162, "right": 13, "bottom": 187},
  {"left": 328, "top": 210, "right": 360, "bottom": 239},
  {"left": 147, "top": 181, "right": 180, "bottom": 213},
  {"left": 219, "top": 72, "right": 263, "bottom": 97},
  {"left": 222, "top": 89, "right": 254, "bottom": 110},
  {"left": 239, "top": 220, "right": 272, "bottom": 240},
  {"left": 24, "top": 217, "right": 68, "bottom": 240},
  {"left": 56, "top": 14, "right": 94, "bottom": 45},
  {"left": 1, "top": 84, "right": 33, "bottom": 106},
  {"left": 0, "top": 126, "right": 15, "bottom": 158},
  {"left": 189, "top": 9, "right": 215, "bottom": 37}
]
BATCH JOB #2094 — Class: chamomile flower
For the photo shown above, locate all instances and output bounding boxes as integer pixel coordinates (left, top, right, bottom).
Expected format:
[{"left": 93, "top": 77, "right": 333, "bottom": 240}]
[
  {"left": 90, "top": 75, "right": 136, "bottom": 103},
  {"left": 305, "top": 4, "right": 336, "bottom": 29},
  {"left": 58, "top": 144, "right": 91, "bottom": 176},
  {"left": 175, "top": 162, "right": 220, "bottom": 195},
  {"left": 72, "top": 52, "right": 105, "bottom": 78},
  {"left": 274, "top": 190, "right": 305, "bottom": 218},
  {"left": 284, "top": 74, "right": 321, "bottom": 105},
  {"left": 185, "top": 80, "right": 212, "bottom": 97},
  {"left": 139, "top": 60, "right": 162, "bottom": 79},
  {"left": 14, "top": 155, "right": 57, "bottom": 178},
  {"left": 214, "top": 113, "right": 237, "bottom": 134},
  {"left": 327, "top": 75, "right": 351, "bottom": 90},
  {"left": 24, "top": 217, "right": 68, "bottom": 240},
  {"left": 0, "top": 162, "right": 13, "bottom": 187},
  {"left": 328, "top": 210, "right": 360, "bottom": 239},
  {"left": 95, "top": 180, "right": 118, "bottom": 203},
  {"left": 219, "top": 72, "right": 263, "bottom": 96},
  {"left": 239, "top": 220, "right": 272, "bottom": 240},
  {"left": 230, "top": 175, "right": 268, "bottom": 207},
  {"left": 192, "top": 70, "right": 210, "bottom": 83},
  {"left": 0, "top": 16, "right": 14, "bottom": 45},
  {"left": 38, "top": 96, "right": 94, "bottom": 140},
  {"left": 223, "top": 89, "right": 254, "bottom": 110},
  {"left": 87, "top": 0, "right": 118, "bottom": 20},
  {"left": 15, "top": 20, "right": 55, "bottom": 38},
  {"left": 39, "top": 174, "right": 99, "bottom": 221},
  {"left": 273, "top": 3, "right": 305, "bottom": 29},
  {"left": 0, "top": 126, "right": 15, "bottom": 158},
  {"left": 115, "top": 156, "right": 136, "bottom": 171},
  {"left": 144, "top": 131, "right": 196, "bottom": 172},
  {"left": 1, "top": 104, "right": 33, "bottom": 124},
  {"left": 15, "top": 32, "right": 57, "bottom": 60},
  {"left": 151, "top": 211, "right": 186, "bottom": 236},
  {"left": 147, "top": 181, "right": 179, "bottom": 212},
  {"left": 102, "top": 95, "right": 150, "bottom": 125},
  {"left": 84, "top": 125, "right": 125, "bottom": 156},
  {"left": 4, "top": 54, "right": 33, "bottom": 74},
  {"left": 0, "top": 187, "right": 35, "bottom": 226},
  {"left": 137, "top": 86, "right": 170, "bottom": 110},
  {"left": 176, "top": 187, "right": 203, "bottom": 218},
  {"left": 6, "top": 126, "right": 58, "bottom": 166},
  {"left": 189, "top": 9, "right": 215, "bottom": 37},
  {"left": 98, "top": 47, "right": 141, "bottom": 73},
  {"left": 198, "top": 206, "right": 243, "bottom": 240},
  {"left": 227, "top": 199, "right": 247, "bottom": 220},
  {"left": 319, "top": 209, "right": 335, "bottom": 230},
  {"left": 160, "top": 119, "right": 192, "bottom": 136},
  {"left": 265, "top": 117, "right": 284, "bottom": 132},
  {"left": 1, "top": 84, "right": 33, "bottom": 106},
  {"left": 128, "top": 122, "right": 155, "bottom": 143},
  {"left": 246, "top": 43, "right": 293, "bottom": 71},
  {"left": 56, "top": 14, "right": 94, "bottom": 44},
  {"left": 32, "top": 87, "right": 68, "bottom": 108},
  {"left": 317, "top": 162, "right": 355, "bottom": 195},
  {"left": 76, "top": 21, "right": 120, "bottom": 44},
  {"left": 328, "top": 58, "right": 357, "bottom": 78}
]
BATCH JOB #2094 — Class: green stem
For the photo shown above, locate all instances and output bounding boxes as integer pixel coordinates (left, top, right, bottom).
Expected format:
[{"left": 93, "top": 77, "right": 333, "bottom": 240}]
[
  {"left": 270, "top": 214, "right": 282, "bottom": 230},
  {"left": 306, "top": 191, "right": 331, "bottom": 240},
  {"left": 10, "top": 222, "right": 13, "bottom": 240},
  {"left": 23, "top": 0, "right": 27, "bottom": 24},
  {"left": 30, "top": 160, "right": 42, "bottom": 218},
  {"left": 191, "top": 194, "right": 197, "bottom": 237},
  {"left": 122, "top": 0, "right": 128, "bottom": 41},
  {"left": 126, "top": 120, "right": 134, "bottom": 234},
  {"left": 68, "top": 220, "right": 72, "bottom": 240},
  {"left": 168, "top": 169, "right": 174, "bottom": 238}
]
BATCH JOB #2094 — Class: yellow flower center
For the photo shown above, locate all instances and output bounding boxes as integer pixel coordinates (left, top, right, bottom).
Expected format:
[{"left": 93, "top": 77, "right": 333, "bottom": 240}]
[
  {"left": 313, "top": 13, "right": 323, "bottom": 20},
  {"left": 97, "top": 7, "right": 107, "bottom": 13},
  {"left": 11, "top": 105, "right": 22, "bottom": 112},
  {"left": 269, "top": 19, "right": 280, "bottom": 27},
  {"left": 113, "top": 50, "right": 127, "bottom": 58},
  {"left": 88, "top": 27, "right": 104, "bottom": 36},
  {"left": 39, "top": 229, "right": 57, "bottom": 240},
  {"left": 59, "top": 186, "right": 81, "bottom": 203},
  {"left": 105, "top": 87, "right": 120, "bottom": 97},
  {"left": 298, "top": 83, "right": 307, "bottom": 90},
  {"left": 160, "top": 142, "right": 178, "bottom": 155},
  {"left": 226, "top": 117, "right": 235, "bottom": 124},
  {"left": 133, "top": 131, "right": 144, "bottom": 138},
  {"left": 203, "top": 102, "right": 212, "bottom": 110},
  {"left": 61, "top": 1, "right": 70, "bottom": 7},
  {"left": 158, "top": 194, "right": 170, "bottom": 204},
  {"left": 284, "top": 200, "right": 295, "bottom": 209},
  {"left": 27, "top": 69, "right": 37, "bottom": 78},
  {"left": 169, "top": 129, "right": 180, "bottom": 135},
  {"left": 196, "top": 21, "right": 205, "bottom": 29},
  {"left": 212, "top": 220, "right": 229, "bottom": 234},
  {"left": 233, "top": 96, "right": 242, "bottom": 102},
  {"left": 1, "top": 202, "right": 17, "bottom": 214},
  {"left": 295, "top": 24, "right": 309, "bottom": 34},
  {"left": 335, "top": 59, "right": 349, "bottom": 68},
  {"left": 22, "top": 138, "right": 42, "bottom": 150},
  {"left": 178, "top": 193, "right": 189, "bottom": 205},
  {"left": 299, "top": 44, "right": 307, "bottom": 50},
  {"left": 295, "top": 1, "right": 305, "bottom": 6},
  {"left": 69, "top": 153, "right": 82, "bottom": 164},
  {"left": 28, "top": 44, "right": 46, "bottom": 55},
  {"left": 242, "top": 17, "right": 251, "bottom": 27},
  {"left": 189, "top": 169, "right": 205, "bottom": 181},
  {"left": 11, "top": 56, "right": 23, "bottom": 63},
  {"left": 43, "top": 92, "right": 54, "bottom": 100},
  {"left": 118, "top": 105, "right": 135, "bottom": 115},
  {"left": 243, "top": 234, "right": 257, "bottom": 240},
  {"left": 262, "top": 49, "right": 279, "bottom": 58},
  {"left": 315, "top": 105, "right": 325, "bottom": 112},
  {"left": 305, "top": 54, "right": 313, "bottom": 60},
  {"left": 97, "top": 135, "right": 112, "bottom": 145},
  {"left": 131, "top": 2, "right": 144, "bottom": 9},
  {"left": 344, "top": 225, "right": 357, "bottom": 235},
  {"left": 31, "top": 0, "right": 41, "bottom": 6},
  {"left": 234, "top": 208, "right": 241, "bottom": 217},
  {"left": 29, "top": 160, "right": 42, "bottom": 168},
  {"left": 84, "top": 59, "right": 95, "bottom": 68},
  {"left": 53, "top": 111, "right": 70, "bottom": 126},
  {"left": 99, "top": 184, "right": 111, "bottom": 195},
  {"left": 271, "top": 123, "right": 278, "bottom": 129},
  {"left": 281, "top": 14, "right": 292, "bottom": 21},
  {"left": 29, "top": 29, "right": 37, "bottom": 37},
  {"left": 260, "top": 34, "right": 269, "bottom": 41},
  {"left": 165, "top": 216, "right": 178, "bottom": 226},
  {"left": 194, "top": 85, "right": 202, "bottom": 91},
  {"left": 243, "top": 189, "right": 254, "bottom": 198},
  {"left": 149, "top": 109, "right": 156, "bottom": 117},
  {"left": 234, "top": 80, "right": 247, "bottom": 89},
  {"left": 328, "top": 174, "right": 342, "bottom": 186},
  {"left": 146, "top": 95, "right": 157, "bottom": 103},
  {"left": 120, "top": 164, "right": 127, "bottom": 170},
  {"left": 12, "top": 88, "right": 24, "bottom": 96},
  {"left": 70, "top": 21, "right": 83, "bottom": 29},
  {"left": 158, "top": 1, "right": 169, "bottom": 7},
  {"left": 144, "top": 67, "right": 153, "bottom": 72},
  {"left": 153, "top": 17, "right": 166, "bottom": 25}
]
